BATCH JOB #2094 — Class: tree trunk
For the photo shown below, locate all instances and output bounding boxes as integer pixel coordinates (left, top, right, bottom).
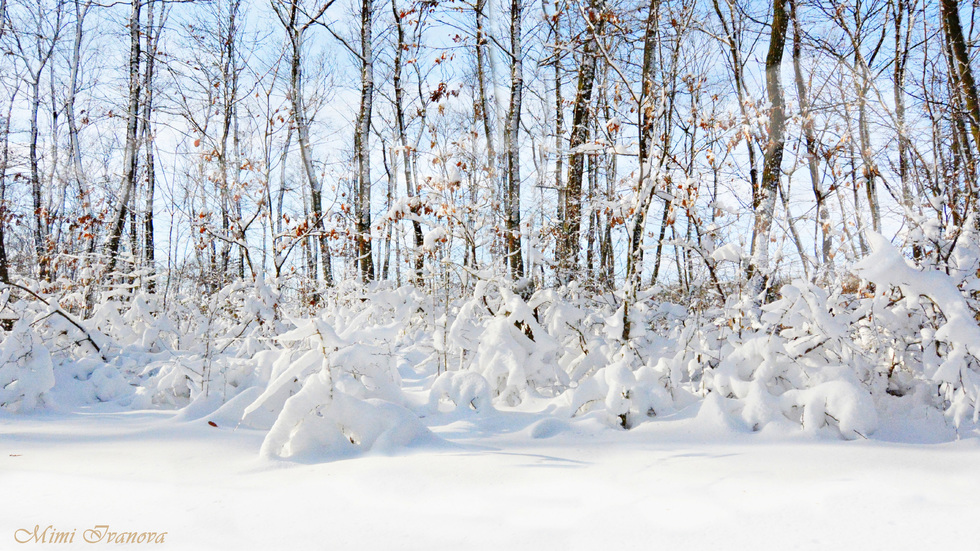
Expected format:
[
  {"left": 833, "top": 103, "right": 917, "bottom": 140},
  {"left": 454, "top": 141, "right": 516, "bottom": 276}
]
[
  {"left": 599, "top": 77, "right": 615, "bottom": 289},
  {"left": 21, "top": 1, "right": 64, "bottom": 281},
  {"left": 559, "top": 0, "right": 604, "bottom": 282},
  {"left": 285, "top": 0, "right": 332, "bottom": 290},
  {"left": 941, "top": 0, "right": 980, "bottom": 152},
  {"left": 29, "top": 77, "right": 47, "bottom": 280},
  {"left": 843, "top": 100, "right": 868, "bottom": 256},
  {"left": 0, "top": 83, "right": 17, "bottom": 283},
  {"left": 712, "top": 0, "right": 758, "bottom": 209},
  {"left": 393, "top": 0, "right": 423, "bottom": 283},
  {"left": 747, "top": 0, "right": 788, "bottom": 295},
  {"left": 789, "top": 0, "right": 829, "bottom": 269},
  {"left": 105, "top": 0, "right": 142, "bottom": 276},
  {"left": 550, "top": 0, "right": 564, "bottom": 248},
  {"left": 623, "top": 0, "right": 660, "bottom": 341},
  {"left": 381, "top": 145, "right": 393, "bottom": 280},
  {"left": 504, "top": 0, "right": 524, "bottom": 281},
  {"left": 67, "top": 0, "right": 95, "bottom": 256},
  {"left": 275, "top": 124, "right": 292, "bottom": 277},
  {"left": 142, "top": 0, "right": 161, "bottom": 289},
  {"left": 355, "top": 0, "right": 375, "bottom": 283},
  {"left": 47, "top": 62, "right": 64, "bottom": 264},
  {"left": 892, "top": 0, "right": 911, "bottom": 205},
  {"left": 855, "top": 65, "right": 880, "bottom": 234}
]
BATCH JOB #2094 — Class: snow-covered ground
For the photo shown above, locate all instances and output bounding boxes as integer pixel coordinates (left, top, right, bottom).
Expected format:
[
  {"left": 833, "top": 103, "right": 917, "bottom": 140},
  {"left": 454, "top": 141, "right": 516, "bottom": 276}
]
[{"left": 3, "top": 405, "right": 978, "bottom": 550}]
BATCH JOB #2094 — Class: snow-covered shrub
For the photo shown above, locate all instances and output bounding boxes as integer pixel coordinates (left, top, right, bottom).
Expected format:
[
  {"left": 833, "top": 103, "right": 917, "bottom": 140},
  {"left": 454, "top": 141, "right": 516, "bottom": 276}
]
[
  {"left": 87, "top": 292, "right": 175, "bottom": 355},
  {"left": 469, "top": 288, "right": 567, "bottom": 405},
  {"left": 428, "top": 370, "right": 492, "bottom": 413},
  {"left": 245, "top": 288, "right": 433, "bottom": 459},
  {"left": 559, "top": 345, "right": 674, "bottom": 428},
  {"left": 0, "top": 318, "right": 55, "bottom": 412},
  {"left": 525, "top": 292, "right": 684, "bottom": 429},
  {"left": 854, "top": 233, "right": 980, "bottom": 430},
  {"left": 703, "top": 279, "right": 879, "bottom": 439},
  {"left": 8, "top": 225, "right": 980, "bottom": 452},
  {"left": 438, "top": 284, "right": 574, "bottom": 407},
  {"left": 136, "top": 280, "right": 283, "bottom": 408},
  {"left": 439, "top": 282, "right": 691, "bottom": 427},
  {"left": 259, "top": 368, "right": 433, "bottom": 460}
]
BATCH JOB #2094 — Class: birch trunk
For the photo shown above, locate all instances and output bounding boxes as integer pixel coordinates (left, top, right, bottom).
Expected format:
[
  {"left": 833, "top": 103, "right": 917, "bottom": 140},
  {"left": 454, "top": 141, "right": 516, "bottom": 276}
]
[
  {"left": 504, "top": 0, "right": 524, "bottom": 281},
  {"left": 355, "top": 0, "right": 375, "bottom": 282}
]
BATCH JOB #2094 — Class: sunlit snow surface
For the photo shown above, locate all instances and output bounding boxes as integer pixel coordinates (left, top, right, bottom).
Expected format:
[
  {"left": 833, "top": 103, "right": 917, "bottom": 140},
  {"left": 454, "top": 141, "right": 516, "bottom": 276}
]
[{"left": 2, "top": 405, "right": 978, "bottom": 550}]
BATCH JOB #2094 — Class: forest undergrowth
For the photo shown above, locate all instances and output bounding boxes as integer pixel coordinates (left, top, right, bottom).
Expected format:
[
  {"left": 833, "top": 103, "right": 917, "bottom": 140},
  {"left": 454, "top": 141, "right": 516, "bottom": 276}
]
[{"left": 1, "top": 231, "right": 979, "bottom": 460}]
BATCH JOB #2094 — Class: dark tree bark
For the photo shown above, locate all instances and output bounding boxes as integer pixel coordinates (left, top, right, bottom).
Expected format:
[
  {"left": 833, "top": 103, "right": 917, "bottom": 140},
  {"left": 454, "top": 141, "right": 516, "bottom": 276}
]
[
  {"left": 549, "top": 0, "right": 564, "bottom": 241},
  {"left": 142, "top": 0, "right": 163, "bottom": 289},
  {"left": 105, "top": 0, "right": 142, "bottom": 276},
  {"left": 941, "top": 0, "right": 980, "bottom": 151},
  {"left": 0, "top": 83, "right": 17, "bottom": 284},
  {"left": 393, "top": 0, "right": 424, "bottom": 284},
  {"left": 559, "top": 0, "right": 605, "bottom": 282},
  {"left": 747, "top": 0, "right": 789, "bottom": 293}
]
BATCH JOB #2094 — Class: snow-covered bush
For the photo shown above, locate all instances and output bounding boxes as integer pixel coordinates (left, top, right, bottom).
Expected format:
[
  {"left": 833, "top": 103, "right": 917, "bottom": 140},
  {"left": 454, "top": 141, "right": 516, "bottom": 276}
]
[
  {"left": 0, "top": 318, "right": 55, "bottom": 412},
  {"left": 5, "top": 227, "right": 980, "bottom": 453},
  {"left": 708, "top": 279, "right": 879, "bottom": 438},
  {"left": 559, "top": 344, "right": 676, "bottom": 429},
  {"left": 468, "top": 288, "right": 567, "bottom": 405},
  {"left": 135, "top": 279, "right": 283, "bottom": 407},
  {"left": 428, "top": 370, "right": 492, "bottom": 413},
  {"left": 854, "top": 233, "right": 980, "bottom": 431},
  {"left": 259, "top": 368, "right": 433, "bottom": 460},
  {"left": 244, "top": 287, "right": 433, "bottom": 459}
]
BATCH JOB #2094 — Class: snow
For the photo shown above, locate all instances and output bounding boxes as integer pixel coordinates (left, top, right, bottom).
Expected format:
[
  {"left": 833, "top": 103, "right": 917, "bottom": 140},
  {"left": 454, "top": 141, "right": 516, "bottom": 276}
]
[
  {"left": 4, "top": 232, "right": 980, "bottom": 548},
  {"left": 2, "top": 407, "right": 979, "bottom": 550},
  {"left": 423, "top": 226, "right": 448, "bottom": 250},
  {"left": 0, "top": 319, "right": 55, "bottom": 412},
  {"left": 710, "top": 242, "right": 743, "bottom": 263}
]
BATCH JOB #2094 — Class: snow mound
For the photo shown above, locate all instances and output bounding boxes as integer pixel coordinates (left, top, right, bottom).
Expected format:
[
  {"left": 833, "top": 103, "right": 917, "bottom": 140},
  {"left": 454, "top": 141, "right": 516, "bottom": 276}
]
[
  {"left": 429, "top": 370, "right": 492, "bottom": 413},
  {"left": 260, "top": 369, "right": 439, "bottom": 461},
  {"left": 0, "top": 319, "right": 55, "bottom": 412},
  {"left": 527, "top": 417, "right": 569, "bottom": 439}
]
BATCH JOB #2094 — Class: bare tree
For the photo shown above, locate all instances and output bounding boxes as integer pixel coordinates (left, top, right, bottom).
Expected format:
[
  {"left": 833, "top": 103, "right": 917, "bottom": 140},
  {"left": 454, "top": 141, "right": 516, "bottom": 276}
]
[
  {"left": 354, "top": 0, "right": 375, "bottom": 282},
  {"left": 141, "top": 0, "right": 170, "bottom": 289},
  {"left": 392, "top": 0, "right": 424, "bottom": 284},
  {"left": 558, "top": 0, "right": 605, "bottom": 282},
  {"left": 104, "top": 0, "right": 141, "bottom": 276},
  {"left": 65, "top": 0, "right": 95, "bottom": 258},
  {"left": 747, "top": 0, "right": 788, "bottom": 295},
  {"left": 0, "top": 79, "right": 19, "bottom": 283},
  {"left": 504, "top": 0, "right": 525, "bottom": 282},
  {"left": 9, "top": 0, "right": 65, "bottom": 280},
  {"left": 271, "top": 0, "right": 336, "bottom": 292},
  {"left": 789, "top": 0, "right": 829, "bottom": 271},
  {"left": 940, "top": 0, "right": 980, "bottom": 153}
]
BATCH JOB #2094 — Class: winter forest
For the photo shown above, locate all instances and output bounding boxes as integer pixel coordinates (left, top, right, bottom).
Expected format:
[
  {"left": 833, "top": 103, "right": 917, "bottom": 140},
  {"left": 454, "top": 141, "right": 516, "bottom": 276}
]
[{"left": 2, "top": 0, "right": 980, "bottom": 544}]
